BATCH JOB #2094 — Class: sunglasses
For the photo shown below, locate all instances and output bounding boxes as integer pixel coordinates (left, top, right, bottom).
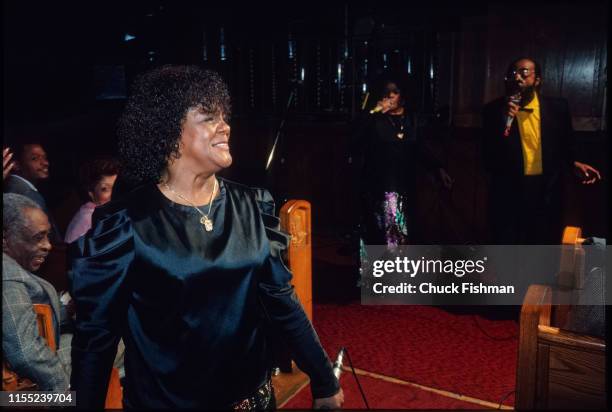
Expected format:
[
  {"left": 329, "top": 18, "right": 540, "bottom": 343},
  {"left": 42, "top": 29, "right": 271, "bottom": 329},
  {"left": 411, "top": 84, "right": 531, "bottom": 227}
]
[{"left": 505, "top": 68, "right": 535, "bottom": 80}]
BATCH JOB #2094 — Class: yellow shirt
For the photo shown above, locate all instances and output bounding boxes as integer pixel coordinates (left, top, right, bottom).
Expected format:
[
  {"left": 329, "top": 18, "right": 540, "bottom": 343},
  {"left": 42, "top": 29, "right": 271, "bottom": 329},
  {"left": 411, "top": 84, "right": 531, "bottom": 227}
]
[{"left": 517, "top": 93, "right": 542, "bottom": 175}]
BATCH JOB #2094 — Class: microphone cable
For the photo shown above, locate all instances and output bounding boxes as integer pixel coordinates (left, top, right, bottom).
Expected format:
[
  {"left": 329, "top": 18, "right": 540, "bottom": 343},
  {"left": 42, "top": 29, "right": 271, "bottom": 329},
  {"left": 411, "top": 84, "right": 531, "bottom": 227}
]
[
  {"left": 497, "top": 389, "right": 515, "bottom": 409},
  {"left": 343, "top": 347, "right": 371, "bottom": 409}
]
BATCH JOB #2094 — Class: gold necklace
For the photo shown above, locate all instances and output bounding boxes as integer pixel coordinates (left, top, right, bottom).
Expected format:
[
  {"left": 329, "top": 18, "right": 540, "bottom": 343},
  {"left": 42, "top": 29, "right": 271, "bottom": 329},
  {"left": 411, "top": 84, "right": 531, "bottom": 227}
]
[
  {"left": 386, "top": 114, "right": 405, "bottom": 139},
  {"left": 163, "top": 178, "right": 218, "bottom": 232}
]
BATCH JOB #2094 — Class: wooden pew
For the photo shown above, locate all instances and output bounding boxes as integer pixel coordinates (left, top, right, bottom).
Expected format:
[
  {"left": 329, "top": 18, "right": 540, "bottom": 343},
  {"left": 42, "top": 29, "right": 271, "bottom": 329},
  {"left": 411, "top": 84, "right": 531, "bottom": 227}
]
[
  {"left": 273, "top": 200, "right": 314, "bottom": 398},
  {"left": 515, "top": 227, "right": 606, "bottom": 410},
  {"left": 273, "top": 200, "right": 313, "bottom": 375},
  {"left": 2, "top": 362, "right": 36, "bottom": 391},
  {"left": 280, "top": 199, "right": 313, "bottom": 321},
  {"left": 104, "top": 367, "right": 123, "bottom": 409},
  {"left": 2, "top": 304, "right": 122, "bottom": 409},
  {"left": 33, "top": 303, "right": 57, "bottom": 351}
]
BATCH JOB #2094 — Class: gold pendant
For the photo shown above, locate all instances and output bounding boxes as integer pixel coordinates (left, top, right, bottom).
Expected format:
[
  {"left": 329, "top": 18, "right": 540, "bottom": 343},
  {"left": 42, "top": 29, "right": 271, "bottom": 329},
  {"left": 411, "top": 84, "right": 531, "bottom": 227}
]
[
  {"left": 397, "top": 133, "right": 404, "bottom": 139},
  {"left": 200, "top": 216, "right": 214, "bottom": 232}
]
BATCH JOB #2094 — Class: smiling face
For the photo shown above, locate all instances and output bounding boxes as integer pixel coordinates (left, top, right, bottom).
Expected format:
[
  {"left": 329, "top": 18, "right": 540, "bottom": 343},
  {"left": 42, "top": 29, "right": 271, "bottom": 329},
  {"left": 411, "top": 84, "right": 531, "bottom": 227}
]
[
  {"left": 89, "top": 174, "right": 117, "bottom": 206},
  {"left": 177, "top": 107, "right": 232, "bottom": 174},
  {"left": 3, "top": 207, "right": 52, "bottom": 272},
  {"left": 15, "top": 144, "right": 49, "bottom": 182}
]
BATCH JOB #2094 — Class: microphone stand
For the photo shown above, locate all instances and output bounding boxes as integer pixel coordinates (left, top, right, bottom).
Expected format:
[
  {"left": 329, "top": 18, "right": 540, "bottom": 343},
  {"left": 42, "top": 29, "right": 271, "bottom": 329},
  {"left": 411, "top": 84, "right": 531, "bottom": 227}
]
[
  {"left": 266, "top": 89, "right": 295, "bottom": 171},
  {"left": 265, "top": 84, "right": 297, "bottom": 208}
]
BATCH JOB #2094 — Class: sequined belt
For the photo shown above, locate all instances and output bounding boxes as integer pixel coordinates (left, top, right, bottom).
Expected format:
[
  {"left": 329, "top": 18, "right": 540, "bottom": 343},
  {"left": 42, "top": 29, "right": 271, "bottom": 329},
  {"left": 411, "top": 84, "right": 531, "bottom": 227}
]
[{"left": 230, "top": 379, "right": 274, "bottom": 411}]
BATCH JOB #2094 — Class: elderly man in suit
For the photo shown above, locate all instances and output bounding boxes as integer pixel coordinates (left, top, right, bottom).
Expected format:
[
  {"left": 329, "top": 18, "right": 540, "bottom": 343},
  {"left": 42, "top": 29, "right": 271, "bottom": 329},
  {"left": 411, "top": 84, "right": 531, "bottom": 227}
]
[
  {"left": 482, "top": 57, "right": 601, "bottom": 244},
  {"left": 2, "top": 193, "right": 71, "bottom": 391}
]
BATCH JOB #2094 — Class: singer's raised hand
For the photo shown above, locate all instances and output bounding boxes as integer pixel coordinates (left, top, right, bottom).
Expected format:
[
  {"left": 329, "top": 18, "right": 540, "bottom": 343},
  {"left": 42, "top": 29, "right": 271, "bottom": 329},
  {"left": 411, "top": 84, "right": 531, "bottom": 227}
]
[
  {"left": 574, "top": 161, "right": 602, "bottom": 184},
  {"left": 313, "top": 388, "right": 344, "bottom": 410}
]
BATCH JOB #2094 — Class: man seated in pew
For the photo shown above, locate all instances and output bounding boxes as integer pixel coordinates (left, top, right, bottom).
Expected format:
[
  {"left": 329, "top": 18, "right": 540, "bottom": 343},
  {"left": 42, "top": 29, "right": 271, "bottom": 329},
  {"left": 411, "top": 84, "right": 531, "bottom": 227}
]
[{"left": 2, "top": 193, "right": 72, "bottom": 391}]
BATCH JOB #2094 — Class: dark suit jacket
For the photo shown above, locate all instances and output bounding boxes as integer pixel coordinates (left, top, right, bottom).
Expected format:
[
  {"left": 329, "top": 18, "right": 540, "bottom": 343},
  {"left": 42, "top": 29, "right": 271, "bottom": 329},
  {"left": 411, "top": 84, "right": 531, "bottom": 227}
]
[
  {"left": 482, "top": 94, "right": 575, "bottom": 181},
  {"left": 4, "top": 174, "right": 49, "bottom": 211},
  {"left": 4, "top": 174, "right": 62, "bottom": 242},
  {"left": 482, "top": 95, "right": 577, "bottom": 243}
]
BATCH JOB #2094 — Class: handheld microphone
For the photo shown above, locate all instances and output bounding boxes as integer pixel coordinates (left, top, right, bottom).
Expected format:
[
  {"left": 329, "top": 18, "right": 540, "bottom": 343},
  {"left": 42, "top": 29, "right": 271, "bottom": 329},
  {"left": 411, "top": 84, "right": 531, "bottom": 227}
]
[
  {"left": 316, "top": 348, "right": 345, "bottom": 409},
  {"left": 332, "top": 347, "right": 345, "bottom": 380},
  {"left": 321, "top": 347, "right": 370, "bottom": 410},
  {"left": 369, "top": 106, "right": 383, "bottom": 114},
  {"left": 361, "top": 92, "right": 370, "bottom": 111},
  {"left": 503, "top": 86, "right": 522, "bottom": 136}
]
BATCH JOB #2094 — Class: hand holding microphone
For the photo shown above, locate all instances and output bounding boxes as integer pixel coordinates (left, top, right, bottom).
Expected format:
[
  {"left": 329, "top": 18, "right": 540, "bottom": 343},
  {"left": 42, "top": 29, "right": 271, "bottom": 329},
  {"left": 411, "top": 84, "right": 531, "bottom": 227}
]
[
  {"left": 332, "top": 347, "right": 345, "bottom": 379},
  {"left": 370, "top": 96, "right": 395, "bottom": 114},
  {"left": 313, "top": 348, "right": 345, "bottom": 409},
  {"left": 369, "top": 98, "right": 388, "bottom": 114},
  {"left": 503, "top": 92, "right": 522, "bottom": 136},
  {"left": 369, "top": 105, "right": 384, "bottom": 114}
]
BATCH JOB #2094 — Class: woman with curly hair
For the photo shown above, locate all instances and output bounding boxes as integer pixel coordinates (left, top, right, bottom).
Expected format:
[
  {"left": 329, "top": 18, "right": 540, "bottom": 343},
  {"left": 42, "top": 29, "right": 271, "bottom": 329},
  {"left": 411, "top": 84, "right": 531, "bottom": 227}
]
[{"left": 68, "top": 65, "right": 343, "bottom": 410}]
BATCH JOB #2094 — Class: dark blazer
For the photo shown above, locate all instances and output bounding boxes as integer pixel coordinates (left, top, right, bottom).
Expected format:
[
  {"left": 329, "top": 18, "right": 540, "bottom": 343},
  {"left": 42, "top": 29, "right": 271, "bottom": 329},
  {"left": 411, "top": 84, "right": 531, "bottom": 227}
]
[
  {"left": 482, "top": 94, "right": 575, "bottom": 181},
  {"left": 482, "top": 94, "right": 577, "bottom": 243},
  {"left": 4, "top": 174, "right": 49, "bottom": 211},
  {"left": 4, "top": 174, "right": 62, "bottom": 242}
]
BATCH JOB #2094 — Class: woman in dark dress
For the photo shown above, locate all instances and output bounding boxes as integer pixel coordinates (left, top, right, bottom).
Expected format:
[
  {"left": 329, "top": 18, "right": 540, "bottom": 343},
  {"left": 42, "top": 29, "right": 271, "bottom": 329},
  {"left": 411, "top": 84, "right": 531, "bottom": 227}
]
[
  {"left": 68, "top": 65, "right": 343, "bottom": 409},
  {"left": 355, "top": 81, "right": 452, "bottom": 281}
]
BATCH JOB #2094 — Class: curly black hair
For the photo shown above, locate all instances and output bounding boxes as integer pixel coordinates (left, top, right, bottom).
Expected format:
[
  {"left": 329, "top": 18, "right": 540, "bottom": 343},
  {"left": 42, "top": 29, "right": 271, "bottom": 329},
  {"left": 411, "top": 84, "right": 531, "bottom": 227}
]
[{"left": 117, "top": 65, "right": 231, "bottom": 184}]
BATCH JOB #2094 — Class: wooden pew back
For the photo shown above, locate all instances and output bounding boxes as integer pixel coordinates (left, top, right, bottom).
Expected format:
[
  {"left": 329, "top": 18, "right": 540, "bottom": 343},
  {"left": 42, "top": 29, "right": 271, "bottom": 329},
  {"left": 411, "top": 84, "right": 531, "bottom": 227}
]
[
  {"left": 2, "top": 304, "right": 123, "bottom": 408},
  {"left": 280, "top": 200, "right": 313, "bottom": 320},
  {"left": 516, "top": 227, "right": 606, "bottom": 409}
]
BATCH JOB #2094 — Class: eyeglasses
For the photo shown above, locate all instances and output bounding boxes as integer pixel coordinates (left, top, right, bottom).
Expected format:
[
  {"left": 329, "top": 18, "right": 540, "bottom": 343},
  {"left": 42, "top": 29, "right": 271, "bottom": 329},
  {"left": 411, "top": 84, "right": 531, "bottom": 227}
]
[{"left": 505, "top": 68, "right": 535, "bottom": 80}]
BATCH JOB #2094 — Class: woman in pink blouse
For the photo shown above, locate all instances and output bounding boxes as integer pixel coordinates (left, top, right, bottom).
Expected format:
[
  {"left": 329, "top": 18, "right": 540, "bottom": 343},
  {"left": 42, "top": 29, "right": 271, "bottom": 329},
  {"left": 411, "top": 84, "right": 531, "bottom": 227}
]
[{"left": 64, "top": 158, "right": 120, "bottom": 243}]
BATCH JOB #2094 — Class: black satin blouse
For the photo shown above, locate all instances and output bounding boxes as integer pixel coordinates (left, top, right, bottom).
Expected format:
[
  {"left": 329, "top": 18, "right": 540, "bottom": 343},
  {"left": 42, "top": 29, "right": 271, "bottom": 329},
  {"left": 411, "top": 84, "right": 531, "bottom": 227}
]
[{"left": 68, "top": 179, "right": 338, "bottom": 409}]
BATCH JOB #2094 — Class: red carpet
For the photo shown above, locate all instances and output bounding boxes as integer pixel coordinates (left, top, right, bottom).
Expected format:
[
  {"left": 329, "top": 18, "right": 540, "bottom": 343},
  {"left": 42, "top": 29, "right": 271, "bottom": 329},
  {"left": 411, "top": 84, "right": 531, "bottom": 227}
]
[
  {"left": 292, "top": 303, "right": 518, "bottom": 408},
  {"left": 282, "top": 372, "right": 489, "bottom": 409}
]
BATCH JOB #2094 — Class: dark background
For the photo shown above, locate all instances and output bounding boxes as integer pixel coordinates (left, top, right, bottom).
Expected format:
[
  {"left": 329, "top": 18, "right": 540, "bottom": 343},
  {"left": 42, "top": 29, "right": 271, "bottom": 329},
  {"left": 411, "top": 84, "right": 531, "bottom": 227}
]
[{"left": 3, "top": 0, "right": 609, "bottom": 242}]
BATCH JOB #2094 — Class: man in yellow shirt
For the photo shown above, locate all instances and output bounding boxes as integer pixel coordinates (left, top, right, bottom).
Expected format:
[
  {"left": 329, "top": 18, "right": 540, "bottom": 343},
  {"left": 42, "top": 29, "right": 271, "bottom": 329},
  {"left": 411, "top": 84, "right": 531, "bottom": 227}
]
[{"left": 482, "top": 57, "right": 601, "bottom": 244}]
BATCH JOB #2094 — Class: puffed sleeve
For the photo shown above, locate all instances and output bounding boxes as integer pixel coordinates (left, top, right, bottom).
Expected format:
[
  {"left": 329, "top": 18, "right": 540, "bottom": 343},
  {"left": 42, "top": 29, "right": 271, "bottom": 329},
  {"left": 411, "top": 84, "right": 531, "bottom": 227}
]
[
  {"left": 68, "top": 207, "right": 134, "bottom": 409},
  {"left": 254, "top": 189, "right": 340, "bottom": 399}
]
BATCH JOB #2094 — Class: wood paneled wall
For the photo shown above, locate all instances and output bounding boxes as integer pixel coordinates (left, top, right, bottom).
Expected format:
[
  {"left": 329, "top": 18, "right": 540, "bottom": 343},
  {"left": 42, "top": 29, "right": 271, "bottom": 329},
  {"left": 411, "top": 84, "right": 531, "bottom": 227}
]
[{"left": 453, "top": 1, "right": 608, "bottom": 131}]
